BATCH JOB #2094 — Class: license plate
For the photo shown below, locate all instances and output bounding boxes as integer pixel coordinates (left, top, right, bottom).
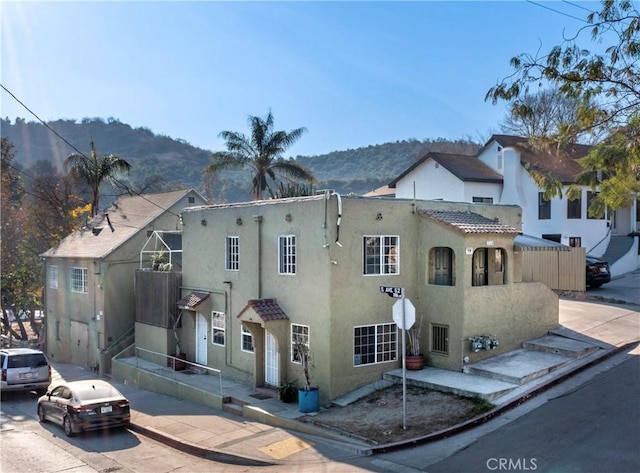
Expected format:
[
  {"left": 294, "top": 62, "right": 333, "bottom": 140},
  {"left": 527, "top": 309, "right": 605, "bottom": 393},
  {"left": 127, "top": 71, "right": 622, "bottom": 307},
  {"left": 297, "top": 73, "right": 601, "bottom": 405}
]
[
  {"left": 101, "top": 405, "right": 113, "bottom": 414},
  {"left": 19, "top": 372, "right": 34, "bottom": 379}
]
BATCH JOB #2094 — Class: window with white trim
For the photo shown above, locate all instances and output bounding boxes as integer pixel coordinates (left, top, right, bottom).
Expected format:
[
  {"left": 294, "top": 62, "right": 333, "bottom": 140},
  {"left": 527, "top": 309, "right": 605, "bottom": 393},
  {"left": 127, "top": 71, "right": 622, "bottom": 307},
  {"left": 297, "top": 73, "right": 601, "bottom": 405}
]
[
  {"left": 241, "top": 325, "right": 254, "bottom": 353},
  {"left": 70, "top": 267, "right": 87, "bottom": 294},
  {"left": 279, "top": 235, "right": 296, "bottom": 275},
  {"left": 49, "top": 265, "right": 58, "bottom": 290},
  {"left": 226, "top": 236, "right": 239, "bottom": 271},
  {"left": 291, "top": 324, "right": 309, "bottom": 363},
  {"left": 363, "top": 235, "right": 399, "bottom": 275},
  {"left": 353, "top": 323, "right": 397, "bottom": 366},
  {"left": 211, "top": 311, "right": 225, "bottom": 346}
]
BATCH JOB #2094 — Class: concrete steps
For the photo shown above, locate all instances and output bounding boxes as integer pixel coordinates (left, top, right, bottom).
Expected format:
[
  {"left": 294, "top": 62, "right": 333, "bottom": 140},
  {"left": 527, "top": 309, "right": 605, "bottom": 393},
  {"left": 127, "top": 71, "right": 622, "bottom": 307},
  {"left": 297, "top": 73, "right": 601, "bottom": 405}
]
[
  {"left": 523, "top": 334, "right": 599, "bottom": 359},
  {"left": 380, "top": 333, "right": 602, "bottom": 402},
  {"left": 463, "top": 348, "right": 574, "bottom": 385}
]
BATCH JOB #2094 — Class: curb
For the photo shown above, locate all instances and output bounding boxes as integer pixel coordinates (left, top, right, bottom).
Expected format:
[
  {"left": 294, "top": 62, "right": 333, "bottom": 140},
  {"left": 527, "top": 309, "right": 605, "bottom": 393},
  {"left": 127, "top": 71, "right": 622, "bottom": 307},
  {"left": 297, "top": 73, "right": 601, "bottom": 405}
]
[
  {"left": 128, "top": 422, "right": 279, "bottom": 467},
  {"left": 368, "top": 341, "right": 638, "bottom": 455}
]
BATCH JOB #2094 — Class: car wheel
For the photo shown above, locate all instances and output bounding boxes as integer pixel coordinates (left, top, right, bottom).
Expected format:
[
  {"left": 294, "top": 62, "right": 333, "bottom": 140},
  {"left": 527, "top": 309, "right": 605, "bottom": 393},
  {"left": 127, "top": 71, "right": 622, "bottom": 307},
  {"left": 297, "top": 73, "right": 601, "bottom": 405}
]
[
  {"left": 63, "top": 416, "right": 74, "bottom": 437},
  {"left": 37, "top": 405, "right": 46, "bottom": 423},
  {"left": 590, "top": 283, "right": 602, "bottom": 288}
]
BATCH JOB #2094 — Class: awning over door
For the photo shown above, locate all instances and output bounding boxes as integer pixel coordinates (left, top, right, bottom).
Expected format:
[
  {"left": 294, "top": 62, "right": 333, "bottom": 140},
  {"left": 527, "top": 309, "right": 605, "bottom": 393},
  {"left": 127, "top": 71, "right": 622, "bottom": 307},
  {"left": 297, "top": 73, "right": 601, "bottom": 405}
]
[
  {"left": 177, "top": 291, "right": 210, "bottom": 310},
  {"left": 237, "top": 299, "right": 289, "bottom": 326}
]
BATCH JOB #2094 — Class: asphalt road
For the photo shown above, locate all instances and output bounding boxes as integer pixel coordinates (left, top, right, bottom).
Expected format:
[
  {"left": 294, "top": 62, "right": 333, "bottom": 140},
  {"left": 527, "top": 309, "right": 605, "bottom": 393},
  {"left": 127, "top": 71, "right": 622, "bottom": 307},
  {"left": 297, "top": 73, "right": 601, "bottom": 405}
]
[
  {"left": 422, "top": 353, "right": 640, "bottom": 473},
  {"left": 586, "top": 269, "right": 640, "bottom": 306}
]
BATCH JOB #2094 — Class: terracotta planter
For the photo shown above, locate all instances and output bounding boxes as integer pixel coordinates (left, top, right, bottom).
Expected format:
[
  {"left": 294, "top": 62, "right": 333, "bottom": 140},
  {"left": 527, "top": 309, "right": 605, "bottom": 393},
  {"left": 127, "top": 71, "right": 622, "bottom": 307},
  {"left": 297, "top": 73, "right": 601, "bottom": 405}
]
[
  {"left": 405, "top": 354, "right": 424, "bottom": 371},
  {"left": 171, "top": 352, "right": 187, "bottom": 371}
]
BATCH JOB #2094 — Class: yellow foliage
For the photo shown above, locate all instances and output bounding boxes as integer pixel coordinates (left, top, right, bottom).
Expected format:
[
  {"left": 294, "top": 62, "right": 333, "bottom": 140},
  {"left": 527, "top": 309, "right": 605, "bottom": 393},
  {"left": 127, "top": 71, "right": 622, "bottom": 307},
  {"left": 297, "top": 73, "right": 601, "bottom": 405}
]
[{"left": 70, "top": 203, "right": 91, "bottom": 218}]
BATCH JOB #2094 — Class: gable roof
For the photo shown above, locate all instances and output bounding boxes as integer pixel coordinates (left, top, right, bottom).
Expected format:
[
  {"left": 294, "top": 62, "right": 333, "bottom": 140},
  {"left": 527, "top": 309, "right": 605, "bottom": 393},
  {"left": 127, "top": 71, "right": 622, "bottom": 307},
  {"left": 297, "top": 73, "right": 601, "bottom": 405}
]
[
  {"left": 41, "top": 189, "right": 202, "bottom": 259},
  {"left": 237, "top": 299, "right": 289, "bottom": 323},
  {"left": 419, "top": 209, "right": 520, "bottom": 235},
  {"left": 485, "top": 135, "right": 592, "bottom": 183},
  {"left": 389, "top": 152, "right": 502, "bottom": 188}
]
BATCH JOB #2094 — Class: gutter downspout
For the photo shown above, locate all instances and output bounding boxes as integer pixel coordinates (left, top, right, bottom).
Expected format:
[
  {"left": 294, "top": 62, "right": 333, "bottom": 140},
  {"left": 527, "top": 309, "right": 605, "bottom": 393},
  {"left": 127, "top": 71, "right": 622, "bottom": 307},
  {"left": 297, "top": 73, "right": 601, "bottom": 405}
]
[{"left": 254, "top": 215, "right": 263, "bottom": 298}]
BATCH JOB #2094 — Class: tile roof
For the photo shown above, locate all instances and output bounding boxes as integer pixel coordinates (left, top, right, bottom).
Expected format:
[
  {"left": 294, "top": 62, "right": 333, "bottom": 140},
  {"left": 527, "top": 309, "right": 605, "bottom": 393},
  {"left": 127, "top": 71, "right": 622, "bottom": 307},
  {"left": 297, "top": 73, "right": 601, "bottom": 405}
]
[
  {"left": 41, "top": 189, "right": 199, "bottom": 259},
  {"left": 419, "top": 209, "right": 521, "bottom": 234},
  {"left": 389, "top": 152, "right": 502, "bottom": 188},
  {"left": 177, "top": 292, "right": 210, "bottom": 309},
  {"left": 237, "top": 299, "right": 289, "bottom": 322}
]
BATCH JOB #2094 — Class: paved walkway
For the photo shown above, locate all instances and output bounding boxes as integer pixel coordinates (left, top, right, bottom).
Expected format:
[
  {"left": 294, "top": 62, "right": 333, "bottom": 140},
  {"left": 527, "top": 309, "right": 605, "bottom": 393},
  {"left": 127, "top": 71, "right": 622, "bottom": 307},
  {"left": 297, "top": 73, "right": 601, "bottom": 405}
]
[{"left": 51, "top": 293, "right": 640, "bottom": 465}]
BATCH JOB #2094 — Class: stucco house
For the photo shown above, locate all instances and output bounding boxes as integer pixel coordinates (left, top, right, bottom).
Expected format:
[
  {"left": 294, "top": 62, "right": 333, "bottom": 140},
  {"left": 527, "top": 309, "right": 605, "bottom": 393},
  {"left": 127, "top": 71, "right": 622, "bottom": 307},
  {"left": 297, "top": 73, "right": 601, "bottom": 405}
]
[
  {"left": 41, "top": 188, "right": 208, "bottom": 374},
  {"left": 389, "top": 135, "right": 639, "bottom": 276},
  {"left": 133, "top": 194, "right": 558, "bottom": 407}
]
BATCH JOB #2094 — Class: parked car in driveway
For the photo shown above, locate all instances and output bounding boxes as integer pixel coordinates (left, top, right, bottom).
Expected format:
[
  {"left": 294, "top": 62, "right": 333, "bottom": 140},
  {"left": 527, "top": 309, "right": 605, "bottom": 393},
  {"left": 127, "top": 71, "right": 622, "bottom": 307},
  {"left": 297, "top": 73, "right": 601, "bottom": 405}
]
[
  {"left": 37, "top": 379, "right": 130, "bottom": 436},
  {"left": 586, "top": 256, "right": 611, "bottom": 288},
  {"left": 0, "top": 348, "right": 51, "bottom": 394}
]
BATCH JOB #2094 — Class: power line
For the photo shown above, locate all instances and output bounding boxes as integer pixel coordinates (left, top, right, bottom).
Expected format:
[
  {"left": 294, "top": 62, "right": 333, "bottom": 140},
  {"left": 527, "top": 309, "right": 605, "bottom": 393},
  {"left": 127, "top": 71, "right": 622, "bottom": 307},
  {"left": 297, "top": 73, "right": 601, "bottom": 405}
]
[
  {"left": 526, "top": 0, "right": 589, "bottom": 23},
  {"left": 0, "top": 82, "right": 181, "bottom": 218},
  {"left": 561, "top": 1, "right": 596, "bottom": 14}
]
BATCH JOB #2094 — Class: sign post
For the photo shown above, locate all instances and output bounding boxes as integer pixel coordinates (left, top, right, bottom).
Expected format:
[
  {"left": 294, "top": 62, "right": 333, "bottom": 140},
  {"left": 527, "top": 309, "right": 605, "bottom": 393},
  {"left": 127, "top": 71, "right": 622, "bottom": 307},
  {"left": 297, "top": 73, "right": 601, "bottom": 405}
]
[{"left": 381, "top": 286, "right": 415, "bottom": 430}]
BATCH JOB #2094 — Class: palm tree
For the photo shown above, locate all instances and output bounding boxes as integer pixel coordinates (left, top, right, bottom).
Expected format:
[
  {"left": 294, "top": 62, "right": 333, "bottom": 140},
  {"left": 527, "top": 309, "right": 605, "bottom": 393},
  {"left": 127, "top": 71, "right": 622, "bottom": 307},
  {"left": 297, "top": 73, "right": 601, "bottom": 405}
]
[
  {"left": 64, "top": 140, "right": 131, "bottom": 217},
  {"left": 205, "top": 111, "right": 315, "bottom": 200}
]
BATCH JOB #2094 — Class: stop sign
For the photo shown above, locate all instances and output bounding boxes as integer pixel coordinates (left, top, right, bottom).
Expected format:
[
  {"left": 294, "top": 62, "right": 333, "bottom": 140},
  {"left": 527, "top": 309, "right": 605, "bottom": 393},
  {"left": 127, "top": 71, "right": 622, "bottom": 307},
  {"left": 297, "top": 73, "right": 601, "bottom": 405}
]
[{"left": 392, "top": 298, "right": 415, "bottom": 330}]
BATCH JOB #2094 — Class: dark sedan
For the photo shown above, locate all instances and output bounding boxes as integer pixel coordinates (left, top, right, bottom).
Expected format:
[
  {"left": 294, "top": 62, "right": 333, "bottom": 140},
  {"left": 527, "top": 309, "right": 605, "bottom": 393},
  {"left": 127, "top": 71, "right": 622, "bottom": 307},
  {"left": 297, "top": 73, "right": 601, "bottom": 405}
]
[
  {"left": 586, "top": 256, "right": 611, "bottom": 288},
  {"left": 37, "top": 379, "right": 130, "bottom": 436}
]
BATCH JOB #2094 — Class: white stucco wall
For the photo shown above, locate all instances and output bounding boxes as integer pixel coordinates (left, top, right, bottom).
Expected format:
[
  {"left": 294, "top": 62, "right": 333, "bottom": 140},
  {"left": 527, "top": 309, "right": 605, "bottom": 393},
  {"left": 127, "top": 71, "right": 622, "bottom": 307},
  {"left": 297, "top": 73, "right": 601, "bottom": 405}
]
[{"left": 395, "top": 159, "right": 466, "bottom": 201}]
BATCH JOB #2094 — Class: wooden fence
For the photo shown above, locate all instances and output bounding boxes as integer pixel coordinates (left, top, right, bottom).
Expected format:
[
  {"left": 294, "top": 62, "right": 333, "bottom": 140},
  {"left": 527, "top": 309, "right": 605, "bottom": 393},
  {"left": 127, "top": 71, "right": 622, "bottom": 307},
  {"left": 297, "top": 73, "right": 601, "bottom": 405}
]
[{"left": 520, "top": 246, "right": 586, "bottom": 292}]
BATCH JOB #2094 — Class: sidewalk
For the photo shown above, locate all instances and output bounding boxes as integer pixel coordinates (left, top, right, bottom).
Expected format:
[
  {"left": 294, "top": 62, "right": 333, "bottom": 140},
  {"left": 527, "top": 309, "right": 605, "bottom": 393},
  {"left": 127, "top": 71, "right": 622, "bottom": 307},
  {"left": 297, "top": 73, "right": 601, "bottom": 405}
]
[{"left": 51, "top": 296, "right": 640, "bottom": 465}]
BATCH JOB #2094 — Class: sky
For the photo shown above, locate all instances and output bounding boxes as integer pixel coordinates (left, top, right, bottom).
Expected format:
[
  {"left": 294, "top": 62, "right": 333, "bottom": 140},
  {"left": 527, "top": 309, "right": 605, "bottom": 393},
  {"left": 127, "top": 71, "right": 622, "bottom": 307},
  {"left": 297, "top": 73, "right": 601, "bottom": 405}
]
[{"left": 1, "top": 0, "right": 604, "bottom": 158}]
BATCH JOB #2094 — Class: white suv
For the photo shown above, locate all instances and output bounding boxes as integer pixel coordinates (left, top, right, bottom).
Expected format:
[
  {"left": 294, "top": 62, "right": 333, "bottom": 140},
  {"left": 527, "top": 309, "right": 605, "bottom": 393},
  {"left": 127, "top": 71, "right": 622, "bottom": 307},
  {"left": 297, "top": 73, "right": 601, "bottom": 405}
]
[{"left": 0, "top": 348, "right": 51, "bottom": 393}]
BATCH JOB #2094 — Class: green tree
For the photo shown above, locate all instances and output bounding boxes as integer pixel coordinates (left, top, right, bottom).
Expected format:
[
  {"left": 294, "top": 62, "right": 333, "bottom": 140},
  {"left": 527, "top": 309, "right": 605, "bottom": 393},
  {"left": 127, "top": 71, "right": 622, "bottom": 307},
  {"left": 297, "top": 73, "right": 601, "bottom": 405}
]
[
  {"left": 64, "top": 139, "right": 131, "bottom": 217},
  {"left": 487, "top": 0, "right": 640, "bottom": 209},
  {"left": 204, "top": 111, "right": 315, "bottom": 200}
]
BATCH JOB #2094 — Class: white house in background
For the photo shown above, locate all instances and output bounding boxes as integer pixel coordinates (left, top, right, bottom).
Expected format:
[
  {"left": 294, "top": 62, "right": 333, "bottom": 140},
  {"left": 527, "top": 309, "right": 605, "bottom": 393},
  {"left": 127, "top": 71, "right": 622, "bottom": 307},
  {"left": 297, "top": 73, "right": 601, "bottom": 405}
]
[{"left": 389, "top": 135, "right": 639, "bottom": 275}]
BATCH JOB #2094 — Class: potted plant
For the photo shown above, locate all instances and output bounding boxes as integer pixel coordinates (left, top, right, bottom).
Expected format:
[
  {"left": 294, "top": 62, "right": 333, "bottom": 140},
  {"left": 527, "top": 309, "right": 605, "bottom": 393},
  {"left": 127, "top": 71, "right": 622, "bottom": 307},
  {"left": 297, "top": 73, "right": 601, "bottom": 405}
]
[
  {"left": 405, "top": 314, "right": 424, "bottom": 370},
  {"left": 295, "top": 338, "right": 320, "bottom": 413},
  {"left": 278, "top": 379, "right": 298, "bottom": 403},
  {"left": 150, "top": 251, "right": 167, "bottom": 271}
]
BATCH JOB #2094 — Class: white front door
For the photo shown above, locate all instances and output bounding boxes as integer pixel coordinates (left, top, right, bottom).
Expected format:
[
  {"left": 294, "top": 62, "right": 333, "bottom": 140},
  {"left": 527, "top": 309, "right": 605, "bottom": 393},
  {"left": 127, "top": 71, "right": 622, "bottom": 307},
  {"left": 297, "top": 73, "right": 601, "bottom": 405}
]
[
  {"left": 265, "top": 331, "right": 279, "bottom": 386},
  {"left": 196, "top": 312, "right": 208, "bottom": 365}
]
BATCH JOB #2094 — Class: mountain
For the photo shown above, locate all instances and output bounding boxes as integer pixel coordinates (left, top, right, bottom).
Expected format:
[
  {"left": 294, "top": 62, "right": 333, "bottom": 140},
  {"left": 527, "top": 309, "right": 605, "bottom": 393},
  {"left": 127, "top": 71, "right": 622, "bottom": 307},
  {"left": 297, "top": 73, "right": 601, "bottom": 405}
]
[{"left": 1, "top": 117, "right": 480, "bottom": 201}]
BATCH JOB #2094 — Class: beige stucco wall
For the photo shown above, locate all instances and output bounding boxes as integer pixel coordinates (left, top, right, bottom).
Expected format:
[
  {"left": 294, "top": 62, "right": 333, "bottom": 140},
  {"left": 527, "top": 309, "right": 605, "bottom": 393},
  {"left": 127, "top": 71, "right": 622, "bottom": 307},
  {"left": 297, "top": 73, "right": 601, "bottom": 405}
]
[{"left": 178, "top": 195, "right": 558, "bottom": 406}]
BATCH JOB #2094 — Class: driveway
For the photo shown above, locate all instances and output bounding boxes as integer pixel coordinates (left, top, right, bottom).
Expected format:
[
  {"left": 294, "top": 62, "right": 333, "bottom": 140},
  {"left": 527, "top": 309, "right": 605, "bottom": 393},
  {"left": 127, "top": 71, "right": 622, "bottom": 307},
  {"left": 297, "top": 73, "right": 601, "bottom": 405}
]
[{"left": 585, "top": 269, "right": 639, "bottom": 306}]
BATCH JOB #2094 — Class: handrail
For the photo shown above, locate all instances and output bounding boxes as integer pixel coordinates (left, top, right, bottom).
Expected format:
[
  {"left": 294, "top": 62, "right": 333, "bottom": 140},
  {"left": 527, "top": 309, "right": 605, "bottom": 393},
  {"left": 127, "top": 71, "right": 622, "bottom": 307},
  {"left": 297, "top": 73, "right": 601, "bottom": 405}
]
[
  {"left": 134, "top": 346, "right": 224, "bottom": 397},
  {"left": 104, "top": 325, "right": 135, "bottom": 353}
]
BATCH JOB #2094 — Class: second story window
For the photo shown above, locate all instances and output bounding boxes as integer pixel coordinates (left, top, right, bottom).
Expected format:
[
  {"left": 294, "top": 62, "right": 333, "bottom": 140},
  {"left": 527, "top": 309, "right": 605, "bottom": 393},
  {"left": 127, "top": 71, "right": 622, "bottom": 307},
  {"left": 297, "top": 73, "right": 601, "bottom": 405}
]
[
  {"left": 567, "top": 195, "right": 582, "bottom": 219},
  {"left": 364, "top": 235, "right": 399, "bottom": 275},
  {"left": 279, "top": 235, "right": 296, "bottom": 275},
  {"left": 538, "top": 192, "right": 551, "bottom": 220},
  {"left": 226, "top": 236, "right": 239, "bottom": 271},
  {"left": 70, "top": 267, "right": 87, "bottom": 294},
  {"left": 49, "top": 265, "right": 58, "bottom": 290}
]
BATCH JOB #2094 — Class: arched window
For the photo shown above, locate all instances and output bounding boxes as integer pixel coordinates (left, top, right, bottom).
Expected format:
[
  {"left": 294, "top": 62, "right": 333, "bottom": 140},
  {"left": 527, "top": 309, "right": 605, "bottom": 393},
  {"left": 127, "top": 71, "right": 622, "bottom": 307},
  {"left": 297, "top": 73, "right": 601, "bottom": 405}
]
[
  {"left": 428, "top": 247, "right": 455, "bottom": 286},
  {"left": 472, "top": 248, "right": 506, "bottom": 286}
]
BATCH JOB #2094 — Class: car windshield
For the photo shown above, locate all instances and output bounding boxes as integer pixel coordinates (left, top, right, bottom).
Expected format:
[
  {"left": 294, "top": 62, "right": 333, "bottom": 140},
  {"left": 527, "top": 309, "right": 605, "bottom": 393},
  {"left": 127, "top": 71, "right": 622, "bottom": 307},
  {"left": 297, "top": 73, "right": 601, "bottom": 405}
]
[{"left": 74, "top": 384, "right": 122, "bottom": 401}]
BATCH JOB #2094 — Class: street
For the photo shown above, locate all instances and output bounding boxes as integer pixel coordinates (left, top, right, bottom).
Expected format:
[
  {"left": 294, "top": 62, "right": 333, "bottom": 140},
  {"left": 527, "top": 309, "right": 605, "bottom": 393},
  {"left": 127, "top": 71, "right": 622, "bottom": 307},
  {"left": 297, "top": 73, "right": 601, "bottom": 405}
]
[{"left": 377, "top": 346, "right": 640, "bottom": 473}]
